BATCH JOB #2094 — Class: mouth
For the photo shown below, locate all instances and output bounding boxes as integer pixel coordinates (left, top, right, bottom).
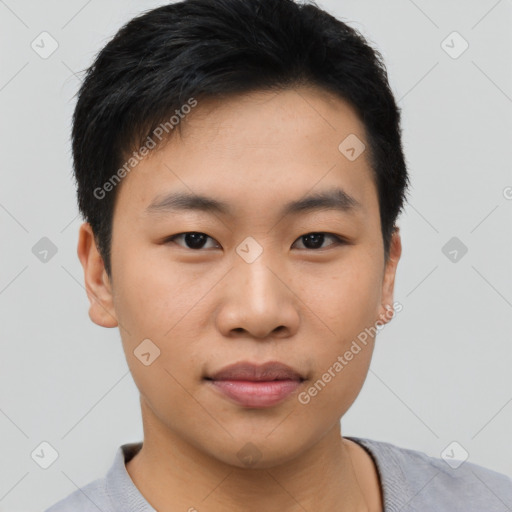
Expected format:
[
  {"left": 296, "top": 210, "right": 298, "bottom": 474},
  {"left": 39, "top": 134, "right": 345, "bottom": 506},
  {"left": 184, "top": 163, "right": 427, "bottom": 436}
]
[{"left": 204, "top": 361, "right": 305, "bottom": 408}]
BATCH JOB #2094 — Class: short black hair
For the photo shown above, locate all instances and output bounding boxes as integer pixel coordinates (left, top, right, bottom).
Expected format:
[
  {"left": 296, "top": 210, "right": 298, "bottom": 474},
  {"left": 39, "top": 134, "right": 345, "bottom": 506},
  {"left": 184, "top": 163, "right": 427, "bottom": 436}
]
[{"left": 72, "top": 0, "right": 410, "bottom": 277}]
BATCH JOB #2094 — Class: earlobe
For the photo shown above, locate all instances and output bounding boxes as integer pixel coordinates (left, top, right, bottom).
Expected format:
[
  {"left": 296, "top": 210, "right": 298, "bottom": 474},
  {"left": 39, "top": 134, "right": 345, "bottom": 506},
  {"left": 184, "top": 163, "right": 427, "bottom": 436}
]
[
  {"left": 377, "top": 227, "right": 402, "bottom": 326},
  {"left": 77, "top": 222, "right": 118, "bottom": 328}
]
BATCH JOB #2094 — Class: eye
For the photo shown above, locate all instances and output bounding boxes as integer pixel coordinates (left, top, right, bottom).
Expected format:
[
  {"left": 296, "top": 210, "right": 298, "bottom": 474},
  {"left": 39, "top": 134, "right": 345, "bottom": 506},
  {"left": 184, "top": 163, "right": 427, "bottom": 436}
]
[
  {"left": 292, "top": 232, "right": 346, "bottom": 250},
  {"left": 164, "top": 231, "right": 346, "bottom": 251},
  {"left": 165, "top": 232, "right": 220, "bottom": 250}
]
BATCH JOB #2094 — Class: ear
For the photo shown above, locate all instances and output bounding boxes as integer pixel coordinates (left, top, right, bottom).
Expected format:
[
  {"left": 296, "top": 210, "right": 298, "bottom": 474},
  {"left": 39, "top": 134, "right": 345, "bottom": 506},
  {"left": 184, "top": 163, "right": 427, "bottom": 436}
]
[
  {"left": 77, "top": 222, "right": 118, "bottom": 328},
  {"left": 376, "top": 227, "right": 402, "bottom": 325}
]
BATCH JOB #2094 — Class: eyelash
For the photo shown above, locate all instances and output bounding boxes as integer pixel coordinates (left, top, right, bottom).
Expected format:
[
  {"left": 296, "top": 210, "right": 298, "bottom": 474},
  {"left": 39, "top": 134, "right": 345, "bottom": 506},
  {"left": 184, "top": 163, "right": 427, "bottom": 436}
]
[{"left": 164, "top": 232, "right": 347, "bottom": 251}]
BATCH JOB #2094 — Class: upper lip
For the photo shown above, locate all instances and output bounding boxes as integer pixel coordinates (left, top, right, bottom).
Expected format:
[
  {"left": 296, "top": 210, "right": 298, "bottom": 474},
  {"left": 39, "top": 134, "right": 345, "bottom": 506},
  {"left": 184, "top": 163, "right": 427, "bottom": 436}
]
[{"left": 207, "top": 361, "right": 304, "bottom": 382}]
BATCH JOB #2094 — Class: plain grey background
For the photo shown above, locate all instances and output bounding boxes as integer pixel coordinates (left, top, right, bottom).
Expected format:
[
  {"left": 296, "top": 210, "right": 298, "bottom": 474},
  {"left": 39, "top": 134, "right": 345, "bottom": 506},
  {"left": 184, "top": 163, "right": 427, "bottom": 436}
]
[{"left": 1, "top": 0, "right": 511, "bottom": 510}]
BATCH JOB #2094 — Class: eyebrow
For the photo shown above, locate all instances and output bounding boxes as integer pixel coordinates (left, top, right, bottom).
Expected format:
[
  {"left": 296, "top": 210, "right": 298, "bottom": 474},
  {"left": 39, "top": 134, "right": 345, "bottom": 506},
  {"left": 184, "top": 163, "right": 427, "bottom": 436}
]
[{"left": 145, "top": 187, "right": 362, "bottom": 218}]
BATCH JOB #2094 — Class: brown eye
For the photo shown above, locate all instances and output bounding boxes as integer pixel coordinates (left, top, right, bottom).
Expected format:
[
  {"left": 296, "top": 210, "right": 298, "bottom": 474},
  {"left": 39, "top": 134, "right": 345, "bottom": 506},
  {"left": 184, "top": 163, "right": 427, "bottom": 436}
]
[
  {"left": 166, "top": 232, "right": 220, "bottom": 250},
  {"left": 292, "top": 232, "right": 345, "bottom": 250}
]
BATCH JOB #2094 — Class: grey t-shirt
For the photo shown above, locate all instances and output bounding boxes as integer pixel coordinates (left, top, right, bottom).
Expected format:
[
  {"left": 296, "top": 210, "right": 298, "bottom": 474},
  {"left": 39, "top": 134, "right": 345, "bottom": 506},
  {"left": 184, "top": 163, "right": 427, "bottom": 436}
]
[{"left": 45, "top": 436, "right": 512, "bottom": 511}]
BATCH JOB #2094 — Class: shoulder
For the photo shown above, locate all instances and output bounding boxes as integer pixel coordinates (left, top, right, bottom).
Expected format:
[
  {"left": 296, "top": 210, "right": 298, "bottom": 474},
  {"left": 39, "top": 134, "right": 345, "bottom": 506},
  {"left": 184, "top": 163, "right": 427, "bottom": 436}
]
[
  {"left": 44, "top": 442, "right": 148, "bottom": 512},
  {"left": 347, "top": 436, "right": 512, "bottom": 511},
  {"left": 44, "top": 476, "right": 109, "bottom": 512}
]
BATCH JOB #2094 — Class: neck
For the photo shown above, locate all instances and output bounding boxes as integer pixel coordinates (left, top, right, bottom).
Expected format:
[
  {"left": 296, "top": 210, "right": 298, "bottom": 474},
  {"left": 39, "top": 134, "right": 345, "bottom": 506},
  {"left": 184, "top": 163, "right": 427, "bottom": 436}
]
[{"left": 126, "top": 400, "right": 377, "bottom": 512}]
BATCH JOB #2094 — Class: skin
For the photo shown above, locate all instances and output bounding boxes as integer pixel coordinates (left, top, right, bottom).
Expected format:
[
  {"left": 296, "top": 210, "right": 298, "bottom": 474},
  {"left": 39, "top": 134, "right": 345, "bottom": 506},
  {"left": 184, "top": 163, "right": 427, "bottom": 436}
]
[{"left": 78, "top": 85, "right": 402, "bottom": 512}]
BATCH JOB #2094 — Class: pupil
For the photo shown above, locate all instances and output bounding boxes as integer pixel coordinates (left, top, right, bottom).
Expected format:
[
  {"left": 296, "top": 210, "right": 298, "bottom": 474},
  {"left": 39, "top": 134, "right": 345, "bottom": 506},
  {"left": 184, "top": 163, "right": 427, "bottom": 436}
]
[
  {"left": 186, "top": 232, "right": 206, "bottom": 249},
  {"left": 303, "top": 233, "right": 324, "bottom": 249}
]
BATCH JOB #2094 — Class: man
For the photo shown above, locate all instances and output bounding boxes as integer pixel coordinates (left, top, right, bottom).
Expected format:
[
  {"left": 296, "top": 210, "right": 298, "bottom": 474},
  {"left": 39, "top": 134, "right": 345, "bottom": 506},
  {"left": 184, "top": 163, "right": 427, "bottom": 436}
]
[{"left": 46, "top": 0, "right": 512, "bottom": 510}]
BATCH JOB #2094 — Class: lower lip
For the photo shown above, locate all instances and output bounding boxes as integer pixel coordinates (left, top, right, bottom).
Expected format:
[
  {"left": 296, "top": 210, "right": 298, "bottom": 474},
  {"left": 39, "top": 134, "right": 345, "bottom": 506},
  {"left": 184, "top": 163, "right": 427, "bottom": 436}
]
[{"left": 208, "top": 379, "right": 303, "bottom": 408}]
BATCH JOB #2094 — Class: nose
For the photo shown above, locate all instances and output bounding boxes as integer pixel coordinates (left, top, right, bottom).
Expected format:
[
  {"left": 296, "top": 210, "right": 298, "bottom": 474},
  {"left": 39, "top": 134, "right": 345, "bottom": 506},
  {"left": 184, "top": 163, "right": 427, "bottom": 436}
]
[{"left": 215, "top": 255, "right": 300, "bottom": 340}]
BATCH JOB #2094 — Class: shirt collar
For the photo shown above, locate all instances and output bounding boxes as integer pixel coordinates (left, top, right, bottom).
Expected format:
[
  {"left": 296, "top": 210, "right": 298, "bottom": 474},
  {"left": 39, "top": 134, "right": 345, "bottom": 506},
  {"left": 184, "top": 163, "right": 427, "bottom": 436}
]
[{"left": 105, "top": 442, "right": 155, "bottom": 512}]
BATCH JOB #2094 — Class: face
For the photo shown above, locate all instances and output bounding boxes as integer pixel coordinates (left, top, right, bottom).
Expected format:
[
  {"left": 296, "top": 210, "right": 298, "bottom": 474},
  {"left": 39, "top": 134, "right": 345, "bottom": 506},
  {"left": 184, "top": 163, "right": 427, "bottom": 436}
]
[{"left": 78, "top": 86, "right": 401, "bottom": 468}]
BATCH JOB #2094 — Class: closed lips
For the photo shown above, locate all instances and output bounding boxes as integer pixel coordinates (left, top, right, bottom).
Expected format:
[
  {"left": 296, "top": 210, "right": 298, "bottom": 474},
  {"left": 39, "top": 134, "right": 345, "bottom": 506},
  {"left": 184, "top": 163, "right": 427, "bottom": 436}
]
[{"left": 206, "top": 361, "right": 305, "bottom": 382}]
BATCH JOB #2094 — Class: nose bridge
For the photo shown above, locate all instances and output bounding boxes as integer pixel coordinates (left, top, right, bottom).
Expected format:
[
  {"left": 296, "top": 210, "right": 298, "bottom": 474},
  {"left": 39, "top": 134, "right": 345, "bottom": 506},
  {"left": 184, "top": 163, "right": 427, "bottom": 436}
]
[
  {"left": 234, "top": 246, "right": 283, "bottom": 307},
  {"left": 216, "top": 241, "right": 299, "bottom": 339}
]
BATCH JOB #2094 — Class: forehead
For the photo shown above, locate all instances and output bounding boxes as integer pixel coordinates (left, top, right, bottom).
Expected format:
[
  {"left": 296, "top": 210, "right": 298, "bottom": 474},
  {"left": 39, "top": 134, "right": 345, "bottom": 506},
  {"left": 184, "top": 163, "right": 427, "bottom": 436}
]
[
  {"left": 174, "top": 86, "right": 366, "bottom": 151},
  {"left": 113, "top": 86, "right": 377, "bottom": 223}
]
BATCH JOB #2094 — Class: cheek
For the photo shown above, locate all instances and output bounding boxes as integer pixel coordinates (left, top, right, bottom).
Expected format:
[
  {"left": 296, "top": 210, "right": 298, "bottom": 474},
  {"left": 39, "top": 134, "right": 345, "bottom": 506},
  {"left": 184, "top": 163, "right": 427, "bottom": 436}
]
[
  {"left": 298, "top": 298, "right": 377, "bottom": 423},
  {"left": 111, "top": 249, "right": 212, "bottom": 379},
  {"left": 295, "top": 254, "right": 381, "bottom": 399},
  {"left": 111, "top": 253, "right": 208, "bottom": 424},
  {"left": 298, "top": 255, "right": 382, "bottom": 344},
  {"left": 111, "top": 247, "right": 207, "bottom": 339},
  {"left": 295, "top": 312, "right": 375, "bottom": 433}
]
